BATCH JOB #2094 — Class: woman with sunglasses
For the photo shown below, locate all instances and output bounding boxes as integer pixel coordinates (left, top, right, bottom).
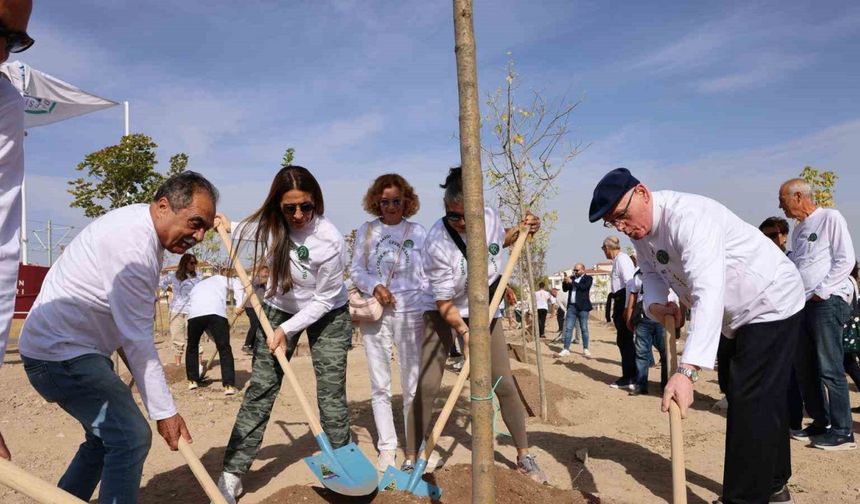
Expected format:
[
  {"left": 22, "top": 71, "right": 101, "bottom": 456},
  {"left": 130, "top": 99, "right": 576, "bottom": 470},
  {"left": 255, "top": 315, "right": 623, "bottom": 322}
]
[
  {"left": 404, "top": 167, "right": 549, "bottom": 483},
  {"left": 212, "top": 165, "right": 352, "bottom": 501},
  {"left": 349, "top": 174, "right": 434, "bottom": 472},
  {"left": 159, "top": 253, "right": 200, "bottom": 366}
]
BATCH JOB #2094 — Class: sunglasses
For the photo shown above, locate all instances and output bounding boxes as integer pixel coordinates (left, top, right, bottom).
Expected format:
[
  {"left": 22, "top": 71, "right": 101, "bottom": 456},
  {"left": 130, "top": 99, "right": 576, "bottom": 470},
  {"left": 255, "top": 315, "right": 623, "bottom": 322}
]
[
  {"left": 282, "top": 202, "right": 315, "bottom": 216},
  {"left": 380, "top": 198, "right": 402, "bottom": 208},
  {"left": 0, "top": 22, "right": 34, "bottom": 53},
  {"left": 445, "top": 211, "right": 465, "bottom": 223}
]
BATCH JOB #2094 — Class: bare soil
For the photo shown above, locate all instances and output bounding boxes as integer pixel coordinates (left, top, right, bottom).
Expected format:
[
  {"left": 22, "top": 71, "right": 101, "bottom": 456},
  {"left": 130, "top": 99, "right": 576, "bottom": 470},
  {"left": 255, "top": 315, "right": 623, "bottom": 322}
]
[{"left": 2, "top": 306, "right": 860, "bottom": 503}]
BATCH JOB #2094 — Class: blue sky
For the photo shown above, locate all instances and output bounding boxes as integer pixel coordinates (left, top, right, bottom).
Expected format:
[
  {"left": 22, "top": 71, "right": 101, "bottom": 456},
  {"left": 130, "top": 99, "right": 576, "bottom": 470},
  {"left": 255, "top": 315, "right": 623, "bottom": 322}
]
[{"left": 17, "top": 0, "right": 860, "bottom": 271}]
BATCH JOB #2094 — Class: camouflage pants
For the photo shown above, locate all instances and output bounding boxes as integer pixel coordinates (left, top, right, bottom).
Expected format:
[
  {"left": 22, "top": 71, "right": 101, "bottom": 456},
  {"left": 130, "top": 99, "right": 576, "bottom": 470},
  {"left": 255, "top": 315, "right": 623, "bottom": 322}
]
[{"left": 223, "top": 303, "right": 353, "bottom": 475}]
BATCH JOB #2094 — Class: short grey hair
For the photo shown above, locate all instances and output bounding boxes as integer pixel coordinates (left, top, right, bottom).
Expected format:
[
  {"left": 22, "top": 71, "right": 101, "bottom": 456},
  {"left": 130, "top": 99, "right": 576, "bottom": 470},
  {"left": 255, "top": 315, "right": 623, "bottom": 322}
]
[
  {"left": 782, "top": 178, "right": 813, "bottom": 199},
  {"left": 602, "top": 236, "right": 620, "bottom": 251},
  {"left": 154, "top": 171, "right": 219, "bottom": 211}
]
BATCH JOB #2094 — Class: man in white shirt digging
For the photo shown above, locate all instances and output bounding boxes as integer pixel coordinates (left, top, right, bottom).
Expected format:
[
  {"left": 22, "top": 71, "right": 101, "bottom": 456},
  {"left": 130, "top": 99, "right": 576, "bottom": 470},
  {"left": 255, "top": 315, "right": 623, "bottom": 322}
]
[
  {"left": 19, "top": 171, "right": 218, "bottom": 503},
  {"left": 590, "top": 168, "right": 804, "bottom": 504}
]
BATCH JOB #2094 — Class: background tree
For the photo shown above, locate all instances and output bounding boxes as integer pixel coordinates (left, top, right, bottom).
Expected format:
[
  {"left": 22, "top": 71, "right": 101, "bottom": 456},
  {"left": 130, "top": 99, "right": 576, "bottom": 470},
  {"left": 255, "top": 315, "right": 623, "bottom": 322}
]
[
  {"left": 799, "top": 166, "right": 838, "bottom": 208},
  {"left": 68, "top": 134, "right": 189, "bottom": 218},
  {"left": 482, "top": 54, "right": 583, "bottom": 420}
]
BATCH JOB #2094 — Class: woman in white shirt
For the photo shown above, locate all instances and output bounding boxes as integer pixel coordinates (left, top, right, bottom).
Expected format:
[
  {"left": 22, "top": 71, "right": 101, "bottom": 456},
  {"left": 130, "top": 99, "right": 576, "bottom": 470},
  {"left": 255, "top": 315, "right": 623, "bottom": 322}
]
[
  {"left": 213, "top": 166, "right": 352, "bottom": 500},
  {"left": 350, "top": 174, "right": 434, "bottom": 471},
  {"left": 159, "top": 253, "right": 200, "bottom": 366},
  {"left": 534, "top": 282, "right": 551, "bottom": 338},
  {"left": 404, "top": 167, "right": 548, "bottom": 484}
]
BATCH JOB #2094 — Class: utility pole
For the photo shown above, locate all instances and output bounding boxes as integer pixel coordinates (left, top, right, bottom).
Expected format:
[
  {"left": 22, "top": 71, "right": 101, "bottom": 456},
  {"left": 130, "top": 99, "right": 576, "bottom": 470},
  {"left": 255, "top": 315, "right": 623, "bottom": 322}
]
[{"left": 47, "top": 220, "right": 52, "bottom": 266}]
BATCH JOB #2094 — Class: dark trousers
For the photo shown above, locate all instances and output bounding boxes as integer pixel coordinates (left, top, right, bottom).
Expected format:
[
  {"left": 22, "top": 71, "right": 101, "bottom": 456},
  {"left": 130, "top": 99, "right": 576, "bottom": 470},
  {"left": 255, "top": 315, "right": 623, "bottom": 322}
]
[
  {"left": 556, "top": 309, "right": 565, "bottom": 334},
  {"left": 537, "top": 308, "right": 548, "bottom": 337},
  {"left": 792, "top": 303, "right": 830, "bottom": 430},
  {"left": 722, "top": 310, "right": 802, "bottom": 504},
  {"left": 717, "top": 335, "right": 733, "bottom": 394},
  {"left": 187, "top": 314, "right": 235, "bottom": 386},
  {"left": 611, "top": 289, "right": 636, "bottom": 384},
  {"left": 243, "top": 306, "right": 261, "bottom": 349}
]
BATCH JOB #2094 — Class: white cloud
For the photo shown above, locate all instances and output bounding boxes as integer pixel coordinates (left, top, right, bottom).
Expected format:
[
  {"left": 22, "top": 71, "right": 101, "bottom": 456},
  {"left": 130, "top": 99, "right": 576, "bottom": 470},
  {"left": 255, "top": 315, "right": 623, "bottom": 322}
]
[{"left": 695, "top": 52, "right": 810, "bottom": 93}]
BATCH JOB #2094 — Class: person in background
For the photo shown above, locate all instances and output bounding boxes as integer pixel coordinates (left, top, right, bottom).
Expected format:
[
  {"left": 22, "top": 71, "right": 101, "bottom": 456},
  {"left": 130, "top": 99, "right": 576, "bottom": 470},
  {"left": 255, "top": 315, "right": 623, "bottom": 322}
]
[
  {"left": 0, "top": 0, "right": 34, "bottom": 461},
  {"left": 160, "top": 253, "right": 200, "bottom": 366},
  {"left": 780, "top": 178, "right": 856, "bottom": 450},
  {"left": 624, "top": 269, "right": 669, "bottom": 396},
  {"left": 534, "top": 281, "right": 551, "bottom": 338},
  {"left": 843, "top": 262, "right": 860, "bottom": 412},
  {"left": 213, "top": 166, "right": 353, "bottom": 503},
  {"left": 602, "top": 236, "right": 636, "bottom": 389},
  {"left": 550, "top": 287, "right": 564, "bottom": 336},
  {"left": 185, "top": 268, "right": 243, "bottom": 395},
  {"left": 239, "top": 265, "right": 269, "bottom": 356},
  {"left": 349, "top": 173, "right": 433, "bottom": 472}
]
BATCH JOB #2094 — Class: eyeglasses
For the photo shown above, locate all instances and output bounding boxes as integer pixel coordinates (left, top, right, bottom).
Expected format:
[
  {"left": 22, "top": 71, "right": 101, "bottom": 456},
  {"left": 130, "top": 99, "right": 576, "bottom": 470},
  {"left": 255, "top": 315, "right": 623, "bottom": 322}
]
[
  {"left": 380, "top": 198, "right": 402, "bottom": 208},
  {"left": 0, "top": 22, "right": 34, "bottom": 53},
  {"left": 282, "top": 202, "right": 315, "bottom": 216},
  {"left": 603, "top": 191, "right": 636, "bottom": 228},
  {"left": 445, "top": 211, "right": 465, "bottom": 223}
]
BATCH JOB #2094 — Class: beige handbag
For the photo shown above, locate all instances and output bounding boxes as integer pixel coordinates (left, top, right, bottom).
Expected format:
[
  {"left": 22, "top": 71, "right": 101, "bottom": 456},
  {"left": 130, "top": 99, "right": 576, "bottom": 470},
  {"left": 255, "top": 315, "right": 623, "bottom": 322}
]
[{"left": 348, "top": 222, "right": 409, "bottom": 323}]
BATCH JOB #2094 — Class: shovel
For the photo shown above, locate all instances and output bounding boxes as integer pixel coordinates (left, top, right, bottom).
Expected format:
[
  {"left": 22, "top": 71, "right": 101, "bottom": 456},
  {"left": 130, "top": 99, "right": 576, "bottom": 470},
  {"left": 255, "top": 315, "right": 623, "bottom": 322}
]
[
  {"left": 379, "top": 227, "right": 529, "bottom": 499},
  {"left": 0, "top": 458, "right": 87, "bottom": 504},
  {"left": 177, "top": 438, "right": 229, "bottom": 504},
  {"left": 663, "top": 316, "right": 687, "bottom": 504},
  {"left": 215, "top": 222, "right": 377, "bottom": 496}
]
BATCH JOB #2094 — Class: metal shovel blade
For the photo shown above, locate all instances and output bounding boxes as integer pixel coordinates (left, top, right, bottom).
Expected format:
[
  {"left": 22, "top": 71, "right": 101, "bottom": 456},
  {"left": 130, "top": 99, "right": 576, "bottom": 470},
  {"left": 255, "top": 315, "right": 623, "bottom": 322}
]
[
  {"left": 378, "top": 458, "right": 442, "bottom": 499},
  {"left": 303, "top": 434, "right": 378, "bottom": 497}
]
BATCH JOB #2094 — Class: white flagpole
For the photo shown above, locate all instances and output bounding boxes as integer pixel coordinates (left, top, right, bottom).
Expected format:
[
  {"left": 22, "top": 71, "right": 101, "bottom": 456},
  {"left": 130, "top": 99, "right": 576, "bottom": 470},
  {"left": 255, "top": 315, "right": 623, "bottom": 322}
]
[{"left": 124, "top": 101, "right": 129, "bottom": 136}]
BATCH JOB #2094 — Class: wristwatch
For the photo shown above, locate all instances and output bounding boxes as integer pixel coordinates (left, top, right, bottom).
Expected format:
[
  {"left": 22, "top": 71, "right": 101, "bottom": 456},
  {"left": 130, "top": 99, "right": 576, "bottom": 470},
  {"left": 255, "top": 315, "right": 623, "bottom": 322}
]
[{"left": 675, "top": 366, "right": 699, "bottom": 383}]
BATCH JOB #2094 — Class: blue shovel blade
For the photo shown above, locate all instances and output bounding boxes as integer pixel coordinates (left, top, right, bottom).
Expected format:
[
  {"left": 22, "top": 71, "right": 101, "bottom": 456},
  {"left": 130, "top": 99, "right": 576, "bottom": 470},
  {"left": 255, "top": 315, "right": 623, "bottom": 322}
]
[
  {"left": 378, "top": 459, "right": 442, "bottom": 500},
  {"left": 303, "top": 437, "right": 378, "bottom": 497}
]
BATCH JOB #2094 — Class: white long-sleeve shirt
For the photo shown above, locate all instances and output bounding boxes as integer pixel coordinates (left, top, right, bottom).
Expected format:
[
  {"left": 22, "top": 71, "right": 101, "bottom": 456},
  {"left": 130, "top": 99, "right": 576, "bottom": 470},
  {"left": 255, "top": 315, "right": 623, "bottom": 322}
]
[
  {"left": 790, "top": 207, "right": 856, "bottom": 304},
  {"left": 349, "top": 218, "right": 435, "bottom": 313},
  {"left": 0, "top": 77, "right": 24, "bottom": 368},
  {"left": 159, "top": 273, "right": 200, "bottom": 315},
  {"left": 233, "top": 215, "right": 348, "bottom": 337},
  {"left": 611, "top": 252, "right": 635, "bottom": 293},
  {"left": 424, "top": 207, "right": 506, "bottom": 318},
  {"left": 187, "top": 275, "right": 244, "bottom": 319},
  {"left": 534, "top": 289, "right": 550, "bottom": 310},
  {"left": 19, "top": 204, "right": 177, "bottom": 420},
  {"left": 632, "top": 191, "right": 805, "bottom": 369}
]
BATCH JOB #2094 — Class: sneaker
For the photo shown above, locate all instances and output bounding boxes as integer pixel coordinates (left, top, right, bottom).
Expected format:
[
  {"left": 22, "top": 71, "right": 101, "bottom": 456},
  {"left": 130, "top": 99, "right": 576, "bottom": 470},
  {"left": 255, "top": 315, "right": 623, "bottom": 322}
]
[
  {"left": 609, "top": 380, "right": 626, "bottom": 389},
  {"left": 224, "top": 385, "right": 237, "bottom": 396},
  {"left": 769, "top": 485, "right": 794, "bottom": 503},
  {"left": 452, "top": 357, "right": 464, "bottom": 371},
  {"left": 583, "top": 349, "right": 591, "bottom": 358},
  {"left": 628, "top": 388, "right": 647, "bottom": 396},
  {"left": 187, "top": 380, "right": 199, "bottom": 391},
  {"left": 712, "top": 396, "right": 728, "bottom": 411},
  {"left": 790, "top": 424, "right": 828, "bottom": 441},
  {"left": 516, "top": 454, "right": 548, "bottom": 485},
  {"left": 400, "top": 460, "right": 415, "bottom": 474},
  {"left": 214, "top": 471, "right": 242, "bottom": 504},
  {"left": 241, "top": 345, "right": 253, "bottom": 355},
  {"left": 557, "top": 349, "right": 571, "bottom": 357},
  {"left": 377, "top": 449, "right": 397, "bottom": 472},
  {"left": 812, "top": 432, "right": 857, "bottom": 451}
]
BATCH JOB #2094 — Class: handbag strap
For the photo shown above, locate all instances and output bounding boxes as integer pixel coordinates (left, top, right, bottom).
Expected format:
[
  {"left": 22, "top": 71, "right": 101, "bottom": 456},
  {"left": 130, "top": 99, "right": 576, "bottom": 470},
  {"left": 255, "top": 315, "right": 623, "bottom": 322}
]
[
  {"left": 443, "top": 217, "right": 468, "bottom": 257},
  {"left": 384, "top": 222, "right": 411, "bottom": 288}
]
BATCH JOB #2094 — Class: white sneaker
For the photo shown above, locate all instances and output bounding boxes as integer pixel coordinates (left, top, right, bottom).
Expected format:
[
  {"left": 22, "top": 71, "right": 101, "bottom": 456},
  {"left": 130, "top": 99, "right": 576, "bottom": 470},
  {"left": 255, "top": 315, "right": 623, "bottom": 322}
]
[
  {"left": 377, "top": 449, "right": 397, "bottom": 472},
  {"left": 557, "top": 349, "right": 571, "bottom": 357},
  {"left": 583, "top": 349, "right": 592, "bottom": 358},
  {"left": 452, "top": 357, "right": 464, "bottom": 371},
  {"left": 214, "top": 471, "right": 242, "bottom": 504}
]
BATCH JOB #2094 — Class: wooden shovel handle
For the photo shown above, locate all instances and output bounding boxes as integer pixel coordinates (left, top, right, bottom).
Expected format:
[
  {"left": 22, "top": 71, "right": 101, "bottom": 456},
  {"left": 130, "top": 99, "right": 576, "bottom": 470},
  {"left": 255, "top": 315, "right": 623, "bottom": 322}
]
[
  {"left": 214, "top": 222, "right": 325, "bottom": 436},
  {"left": 177, "top": 438, "right": 228, "bottom": 504},
  {"left": 0, "top": 458, "right": 86, "bottom": 504},
  {"left": 663, "top": 316, "right": 687, "bottom": 504},
  {"left": 421, "top": 227, "right": 529, "bottom": 461}
]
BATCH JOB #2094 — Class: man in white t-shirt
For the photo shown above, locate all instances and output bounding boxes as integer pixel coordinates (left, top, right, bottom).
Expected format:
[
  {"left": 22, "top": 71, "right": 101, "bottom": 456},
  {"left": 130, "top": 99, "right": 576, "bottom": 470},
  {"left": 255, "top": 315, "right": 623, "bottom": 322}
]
[
  {"left": 0, "top": 0, "right": 34, "bottom": 461},
  {"left": 780, "top": 177, "right": 857, "bottom": 451},
  {"left": 534, "top": 282, "right": 551, "bottom": 338},
  {"left": 19, "top": 172, "right": 218, "bottom": 502}
]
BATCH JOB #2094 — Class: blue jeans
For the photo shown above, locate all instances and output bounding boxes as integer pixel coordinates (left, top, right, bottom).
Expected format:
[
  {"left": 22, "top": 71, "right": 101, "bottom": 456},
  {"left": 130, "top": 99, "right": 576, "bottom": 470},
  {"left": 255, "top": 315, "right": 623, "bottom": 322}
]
[
  {"left": 634, "top": 319, "right": 667, "bottom": 392},
  {"left": 22, "top": 354, "right": 152, "bottom": 503},
  {"left": 563, "top": 308, "right": 590, "bottom": 350},
  {"left": 806, "top": 296, "right": 853, "bottom": 436}
]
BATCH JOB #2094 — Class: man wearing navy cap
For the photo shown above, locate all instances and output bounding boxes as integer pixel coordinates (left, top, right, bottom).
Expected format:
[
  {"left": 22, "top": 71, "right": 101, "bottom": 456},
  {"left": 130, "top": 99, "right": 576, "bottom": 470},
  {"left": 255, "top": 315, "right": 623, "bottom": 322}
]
[{"left": 589, "top": 168, "right": 805, "bottom": 504}]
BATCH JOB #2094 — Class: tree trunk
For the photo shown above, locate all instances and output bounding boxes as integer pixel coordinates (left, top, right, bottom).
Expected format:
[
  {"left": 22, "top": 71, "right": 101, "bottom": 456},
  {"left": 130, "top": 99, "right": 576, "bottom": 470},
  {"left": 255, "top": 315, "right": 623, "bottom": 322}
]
[
  {"left": 523, "top": 240, "right": 548, "bottom": 421},
  {"left": 452, "top": 1, "right": 495, "bottom": 503}
]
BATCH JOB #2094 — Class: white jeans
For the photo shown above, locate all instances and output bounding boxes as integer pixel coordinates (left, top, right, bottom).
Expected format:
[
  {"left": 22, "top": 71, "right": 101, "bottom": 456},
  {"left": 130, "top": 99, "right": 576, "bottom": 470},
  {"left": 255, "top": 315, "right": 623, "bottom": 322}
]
[{"left": 361, "top": 308, "right": 423, "bottom": 451}]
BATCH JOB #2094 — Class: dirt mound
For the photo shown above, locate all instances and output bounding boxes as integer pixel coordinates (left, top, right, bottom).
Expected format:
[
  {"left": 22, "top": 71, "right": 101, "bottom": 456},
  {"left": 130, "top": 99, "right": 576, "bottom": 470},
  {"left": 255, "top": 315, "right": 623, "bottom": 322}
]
[
  {"left": 258, "top": 464, "right": 599, "bottom": 503},
  {"left": 510, "top": 368, "right": 580, "bottom": 426}
]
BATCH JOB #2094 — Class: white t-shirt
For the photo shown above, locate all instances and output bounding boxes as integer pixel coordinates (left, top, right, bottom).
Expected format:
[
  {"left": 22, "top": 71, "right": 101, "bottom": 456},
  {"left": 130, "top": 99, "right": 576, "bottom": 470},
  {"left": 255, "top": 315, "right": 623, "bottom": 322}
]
[
  {"left": 187, "top": 275, "right": 244, "bottom": 319},
  {"left": 0, "top": 77, "right": 24, "bottom": 367},
  {"left": 350, "top": 218, "right": 435, "bottom": 313},
  {"left": 534, "top": 289, "right": 551, "bottom": 310},
  {"left": 611, "top": 252, "right": 635, "bottom": 293},
  {"left": 424, "top": 207, "right": 506, "bottom": 318},
  {"left": 790, "top": 207, "right": 856, "bottom": 303},
  {"left": 233, "top": 215, "right": 348, "bottom": 337},
  {"left": 160, "top": 273, "right": 200, "bottom": 315},
  {"left": 20, "top": 204, "right": 176, "bottom": 420}
]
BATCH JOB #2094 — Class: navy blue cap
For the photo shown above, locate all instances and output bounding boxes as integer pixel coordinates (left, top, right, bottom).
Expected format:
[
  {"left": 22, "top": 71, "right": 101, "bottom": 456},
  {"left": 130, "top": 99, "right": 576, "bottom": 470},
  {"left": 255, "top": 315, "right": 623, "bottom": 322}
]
[{"left": 588, "top": 168, "right": 640, "bottom": 223}]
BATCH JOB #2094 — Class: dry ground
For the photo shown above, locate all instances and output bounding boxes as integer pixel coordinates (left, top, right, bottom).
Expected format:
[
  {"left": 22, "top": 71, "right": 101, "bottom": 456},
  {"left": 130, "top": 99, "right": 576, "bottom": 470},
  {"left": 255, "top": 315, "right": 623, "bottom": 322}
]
[{"left": 2, "top": 305, "right": 859, "bottom": 503}]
